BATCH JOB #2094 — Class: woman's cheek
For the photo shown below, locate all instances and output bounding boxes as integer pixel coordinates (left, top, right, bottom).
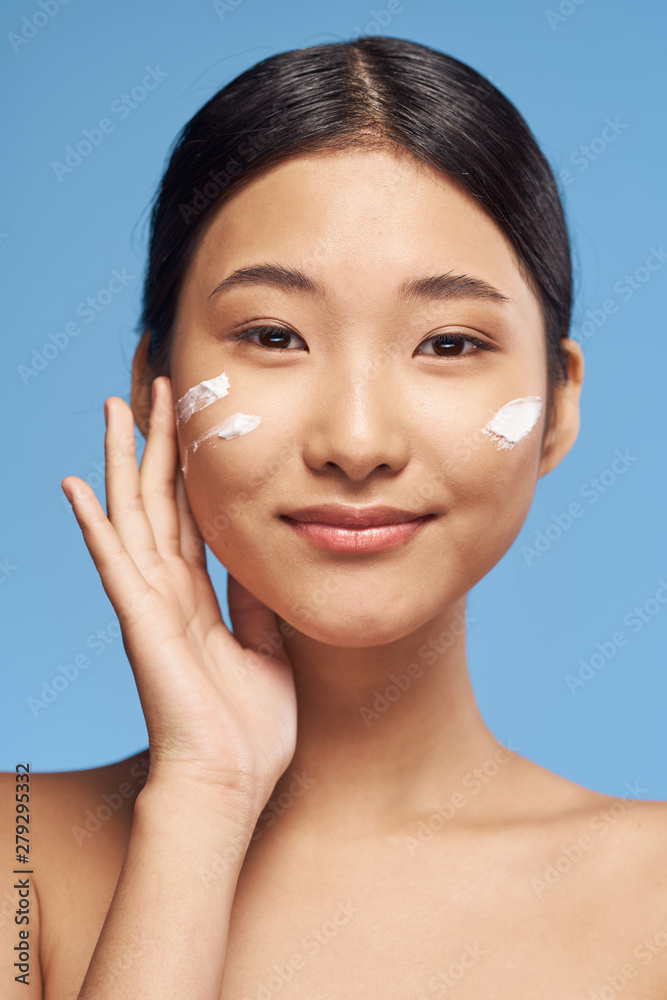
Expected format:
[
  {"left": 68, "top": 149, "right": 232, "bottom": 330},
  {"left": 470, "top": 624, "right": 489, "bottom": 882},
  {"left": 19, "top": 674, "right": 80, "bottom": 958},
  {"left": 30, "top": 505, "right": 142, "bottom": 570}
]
[
  {"left": 430, "top": 393, "right": 544, "bottom": 534},
  {"left": 481, "top": 396, "right": 543, "bottom": 452},
  {"left": 449, "top": 395, "right": 544, "bottom": 557},
  {"left": 172, "top": 367, "right": 270, "bottom": 534},
  {"left": 180, "top": 411, "right": 262, "bottom": 477},
  {"left": 171, "top": 368, "right": 263, "bottom": 475},
  {"left": 439, "top": 395, "right": 544, "bottom": 477}
]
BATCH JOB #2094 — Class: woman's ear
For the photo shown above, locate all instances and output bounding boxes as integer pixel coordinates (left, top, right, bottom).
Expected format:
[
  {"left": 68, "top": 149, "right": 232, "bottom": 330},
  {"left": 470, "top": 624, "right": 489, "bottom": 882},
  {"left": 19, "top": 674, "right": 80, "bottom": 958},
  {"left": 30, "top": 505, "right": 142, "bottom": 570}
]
[
  {"left": 131, "top": 328, "right": 154, "bottom": 440},
  {"left": 538, "top": 338, "right": 585, "bottom": 478}
]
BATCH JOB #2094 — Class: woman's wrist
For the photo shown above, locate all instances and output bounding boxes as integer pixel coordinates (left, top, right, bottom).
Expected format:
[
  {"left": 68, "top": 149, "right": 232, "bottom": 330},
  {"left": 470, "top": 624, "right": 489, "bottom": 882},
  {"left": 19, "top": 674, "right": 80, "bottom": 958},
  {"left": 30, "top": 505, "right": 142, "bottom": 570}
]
[
  {"left": 137, "top": 767, "right": 265, "bottom": 839},
  {"left": 76, "top": 767, "right": 258, "bottom": 999}
]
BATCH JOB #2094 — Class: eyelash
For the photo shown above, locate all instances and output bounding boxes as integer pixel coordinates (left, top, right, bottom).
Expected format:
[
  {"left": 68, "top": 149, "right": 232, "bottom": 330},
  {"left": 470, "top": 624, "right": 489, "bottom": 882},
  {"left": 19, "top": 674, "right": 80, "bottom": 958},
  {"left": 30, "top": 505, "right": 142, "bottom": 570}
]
[{"left": 231, "top": 324, "right": 494, "bottom": 357}]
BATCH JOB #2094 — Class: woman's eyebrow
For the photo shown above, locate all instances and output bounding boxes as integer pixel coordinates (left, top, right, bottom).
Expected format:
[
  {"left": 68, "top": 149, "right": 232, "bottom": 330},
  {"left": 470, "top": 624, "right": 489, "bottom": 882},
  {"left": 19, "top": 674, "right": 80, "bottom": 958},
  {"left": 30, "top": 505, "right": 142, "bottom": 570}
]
[
  {"left": 206, "top": 263, "right": 512, "bottom": 304},
  {"left": 207, "top": 264, "right": 320, "bottom": 300}
]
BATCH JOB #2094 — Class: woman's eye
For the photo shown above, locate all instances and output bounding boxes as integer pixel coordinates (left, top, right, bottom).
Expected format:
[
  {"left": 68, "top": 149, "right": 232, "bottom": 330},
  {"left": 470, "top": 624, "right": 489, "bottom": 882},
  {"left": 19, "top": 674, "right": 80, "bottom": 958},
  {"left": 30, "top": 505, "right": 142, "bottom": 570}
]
[
  {"left": 233, "top": 325, "right": 306, "bottom": 350},
  {"left": 416, "top": 333, "right": 490, "bottom": 358},
  {"left": 232, "top": 326, "right": 492, "bottom": 357}
]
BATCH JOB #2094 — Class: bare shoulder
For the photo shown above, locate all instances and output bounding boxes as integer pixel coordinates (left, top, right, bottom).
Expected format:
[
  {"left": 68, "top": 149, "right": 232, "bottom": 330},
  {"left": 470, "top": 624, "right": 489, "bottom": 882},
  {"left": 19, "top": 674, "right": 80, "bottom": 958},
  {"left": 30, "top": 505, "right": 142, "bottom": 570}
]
[
  {"left": 581, "top": 791, "right": 667, "bottom": 894},
  {"left": 27, "top": 746, "right": 150, "bottom": 886},
  {"left": 519, "top": 754, "right": 667, "bottom": 865},
  {"left": 1, "top": 748, "right": 151, "bottom": 867},
  {"left": 494, "top": 755, "right": 667, "bottom": 991},
  {"left": 575, "top": 788, "right": 667, "bottom": 872},
  {"left": 28, "top": 747, "right": 151, "bottom": 845},
  {"left": 568, "top": 788, "right": 667, "bottom": 984},
  {"left": 509, "top": 749, "right": 665, "bottom": 826},
  {"left": 515, "top": 757, "right": 667, "bottom": 954},
  {"left": 498, "top": 751, "right": 663, "bottom": 877},
  {"left": 0, "top": 749, "right": 150, "bottom": 994}
]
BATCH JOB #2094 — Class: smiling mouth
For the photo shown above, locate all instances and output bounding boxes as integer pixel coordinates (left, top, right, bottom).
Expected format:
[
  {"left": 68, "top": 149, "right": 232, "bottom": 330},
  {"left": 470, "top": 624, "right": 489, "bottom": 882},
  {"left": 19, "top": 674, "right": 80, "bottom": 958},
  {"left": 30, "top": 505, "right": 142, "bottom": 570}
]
[{"left": 279, "top": 513, "right": 436, "bottom": 553}]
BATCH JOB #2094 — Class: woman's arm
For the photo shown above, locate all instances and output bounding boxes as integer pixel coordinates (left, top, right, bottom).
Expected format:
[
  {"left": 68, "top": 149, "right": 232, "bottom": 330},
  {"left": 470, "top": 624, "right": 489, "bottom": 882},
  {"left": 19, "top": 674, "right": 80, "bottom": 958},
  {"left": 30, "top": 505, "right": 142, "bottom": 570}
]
[
  {"left": 60, "top": 375, "right": 298, "bottom": 997},
  {"left": 76, "top": 777, "right": 257, "bottom": 1000}
]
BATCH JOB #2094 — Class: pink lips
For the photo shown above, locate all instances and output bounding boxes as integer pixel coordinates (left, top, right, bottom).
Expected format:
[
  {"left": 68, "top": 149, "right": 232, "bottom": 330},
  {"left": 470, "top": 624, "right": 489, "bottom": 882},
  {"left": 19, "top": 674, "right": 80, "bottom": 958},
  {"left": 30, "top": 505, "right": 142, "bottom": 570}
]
[{"left": 279, "top": 504, "right": 435, "bottom": 553}]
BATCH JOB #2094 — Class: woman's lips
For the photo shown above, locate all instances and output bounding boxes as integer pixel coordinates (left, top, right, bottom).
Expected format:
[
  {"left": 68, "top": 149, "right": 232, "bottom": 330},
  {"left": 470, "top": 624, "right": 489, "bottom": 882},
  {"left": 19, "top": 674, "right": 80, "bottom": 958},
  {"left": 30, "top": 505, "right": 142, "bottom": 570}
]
[{"left": 280, "top": 514, "right": 434, "bottom": 553}]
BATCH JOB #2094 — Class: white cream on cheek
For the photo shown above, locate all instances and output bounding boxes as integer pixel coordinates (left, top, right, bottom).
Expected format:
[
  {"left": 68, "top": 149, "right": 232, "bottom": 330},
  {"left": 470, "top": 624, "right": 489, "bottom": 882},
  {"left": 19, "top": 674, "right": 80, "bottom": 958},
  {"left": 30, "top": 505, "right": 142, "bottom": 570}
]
[
  {"left": 175, "top": 371, "right": 261, "bottom": 476},
  {"left": 212, "top": 412, "right": 262, "bottom": 439},
  {"left": 175, "top": 371, "right": 231, "bottom": 424},
  {"left": 176, "top": 378, "right": 540, "bottom": 474},
  {"left": 189, "top": 413, "right": 262, "bottom": 453},
  {"left": 482, "top": 396, "right": 543, "bottom": 451}
]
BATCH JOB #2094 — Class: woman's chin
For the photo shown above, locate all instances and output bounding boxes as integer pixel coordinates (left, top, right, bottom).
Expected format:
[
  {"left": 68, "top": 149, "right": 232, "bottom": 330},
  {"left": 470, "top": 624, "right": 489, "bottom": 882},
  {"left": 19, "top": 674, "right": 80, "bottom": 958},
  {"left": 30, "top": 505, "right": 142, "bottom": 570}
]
[{"left": 276, "top": 600, "right": 437, "bottom": 649}]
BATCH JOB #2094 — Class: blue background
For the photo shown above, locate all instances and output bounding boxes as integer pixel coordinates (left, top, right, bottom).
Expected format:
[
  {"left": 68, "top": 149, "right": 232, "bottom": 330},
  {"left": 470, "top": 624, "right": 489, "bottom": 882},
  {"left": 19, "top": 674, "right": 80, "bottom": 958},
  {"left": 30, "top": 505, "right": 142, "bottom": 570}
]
[{"left": 2, "top": 0, "right": 665, "bottom": 798}]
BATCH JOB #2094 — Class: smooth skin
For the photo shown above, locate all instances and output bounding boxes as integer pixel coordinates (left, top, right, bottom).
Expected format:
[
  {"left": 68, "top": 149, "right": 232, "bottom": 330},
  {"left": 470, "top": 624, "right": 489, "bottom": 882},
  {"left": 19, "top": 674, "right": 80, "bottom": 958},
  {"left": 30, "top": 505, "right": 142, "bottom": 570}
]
[{"left": 3, "top": 146, "right": 667, "bottom": 999}]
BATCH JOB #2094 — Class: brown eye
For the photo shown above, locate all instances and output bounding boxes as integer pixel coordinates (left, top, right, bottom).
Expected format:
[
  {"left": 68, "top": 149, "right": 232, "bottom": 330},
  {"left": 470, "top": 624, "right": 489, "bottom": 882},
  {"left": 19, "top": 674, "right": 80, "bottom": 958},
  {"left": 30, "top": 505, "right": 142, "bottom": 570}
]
[
  {"left": 433, "top": 335, "right": 467, "bottom": 356},
  {"left": 257, "top": 327, "right": 291, "bottom": 348},
  {"left": 417, "top": 333, "right": 480, "bottom": 358},
  {"left": 234, "top": 325, "right": 306, "bottom": 350}
]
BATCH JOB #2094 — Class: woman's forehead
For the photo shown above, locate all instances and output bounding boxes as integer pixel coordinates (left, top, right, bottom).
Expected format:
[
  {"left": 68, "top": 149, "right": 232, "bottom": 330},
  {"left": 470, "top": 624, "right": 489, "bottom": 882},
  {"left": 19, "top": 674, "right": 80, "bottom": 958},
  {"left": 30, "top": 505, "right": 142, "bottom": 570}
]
[{"left": 183, "top": 149, "right": 537, "bottom": 314}]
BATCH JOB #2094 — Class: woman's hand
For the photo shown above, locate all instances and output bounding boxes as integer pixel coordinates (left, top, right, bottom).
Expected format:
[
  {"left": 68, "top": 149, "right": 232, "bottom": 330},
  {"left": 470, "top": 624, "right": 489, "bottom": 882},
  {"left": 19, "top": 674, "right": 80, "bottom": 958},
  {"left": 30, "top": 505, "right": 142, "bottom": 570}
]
[{"left": 61, "top": 376, "right": 298, "bottom": 815}]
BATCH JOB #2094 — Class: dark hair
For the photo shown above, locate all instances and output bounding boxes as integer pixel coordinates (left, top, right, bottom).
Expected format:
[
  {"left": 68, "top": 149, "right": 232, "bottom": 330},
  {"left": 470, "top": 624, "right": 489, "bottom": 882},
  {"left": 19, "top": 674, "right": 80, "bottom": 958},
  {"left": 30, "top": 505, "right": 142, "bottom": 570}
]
[{"left": 139, "top": 35, "right": 572, "bottom": 430}]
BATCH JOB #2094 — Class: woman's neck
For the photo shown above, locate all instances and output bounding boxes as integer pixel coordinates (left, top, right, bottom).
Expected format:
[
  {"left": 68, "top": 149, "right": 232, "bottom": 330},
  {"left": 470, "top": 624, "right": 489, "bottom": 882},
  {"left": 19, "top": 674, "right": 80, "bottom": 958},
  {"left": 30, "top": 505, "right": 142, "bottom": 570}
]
[{"left": 267, "top": 597, "right": 509, "bottom": 840}]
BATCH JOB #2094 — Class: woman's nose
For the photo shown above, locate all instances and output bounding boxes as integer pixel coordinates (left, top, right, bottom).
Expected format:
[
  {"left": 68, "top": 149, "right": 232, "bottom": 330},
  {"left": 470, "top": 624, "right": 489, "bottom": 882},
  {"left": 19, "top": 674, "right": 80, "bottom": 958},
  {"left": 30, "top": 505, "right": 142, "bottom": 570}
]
[{"left": 301, "top": 366, "right": 411, "bottom": 481}]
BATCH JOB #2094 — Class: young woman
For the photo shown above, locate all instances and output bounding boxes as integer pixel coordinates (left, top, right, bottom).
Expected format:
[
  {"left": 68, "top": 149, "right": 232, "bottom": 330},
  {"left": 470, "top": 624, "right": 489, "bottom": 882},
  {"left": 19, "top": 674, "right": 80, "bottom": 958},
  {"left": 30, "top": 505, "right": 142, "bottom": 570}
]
[{"left": 5, "top": 34, "right": 666, "bottom": 1000}]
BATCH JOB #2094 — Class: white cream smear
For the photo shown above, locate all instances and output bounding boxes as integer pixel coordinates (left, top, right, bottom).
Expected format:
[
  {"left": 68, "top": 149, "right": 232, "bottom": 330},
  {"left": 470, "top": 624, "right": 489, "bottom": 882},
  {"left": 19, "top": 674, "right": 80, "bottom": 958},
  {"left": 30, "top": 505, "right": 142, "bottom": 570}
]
[
  {"left": 175, "top": 371, "right": 262, "bottom": 474},
  {"left": 181, "top": 413, "right": 262, "bottom": 475},
  {"left": 482, "top": 396, "right": 543, "bottom": 451},
  {"left": 201, "top": 412, "right": 261, "bottom": 441},
  {"left": 175, "top": 371, "right": 231, "bottom": 425}
]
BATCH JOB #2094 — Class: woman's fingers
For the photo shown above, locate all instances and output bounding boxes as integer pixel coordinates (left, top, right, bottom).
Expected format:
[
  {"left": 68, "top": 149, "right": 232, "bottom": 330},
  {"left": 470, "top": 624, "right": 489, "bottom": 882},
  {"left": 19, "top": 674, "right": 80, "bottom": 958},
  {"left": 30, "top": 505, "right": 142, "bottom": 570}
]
[
  {"left": 227, "top": 573, "right": 290, "bottom": 665},
  {"left": 61, "top": 475, "right": 157, "bottom": 630},
  {"left": 174, "top": 463, "right": 208, "bottom": 570},
  {"left": 138, "top": 376, "right": 182, "bottom": 561},
  {"left": 104, "top": 394, "right": 161, "bottom": 572},
  {"left": 137, "top": 374, "right": 207, "bottom": 570}
]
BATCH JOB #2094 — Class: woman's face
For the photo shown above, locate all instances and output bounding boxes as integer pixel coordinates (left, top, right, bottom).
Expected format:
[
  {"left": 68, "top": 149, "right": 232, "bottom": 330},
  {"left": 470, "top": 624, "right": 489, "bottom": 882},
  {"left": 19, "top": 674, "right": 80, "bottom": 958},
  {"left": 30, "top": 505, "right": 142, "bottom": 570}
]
[{"left": 166, "top": 146, "right": 579, "bottom": 645}]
